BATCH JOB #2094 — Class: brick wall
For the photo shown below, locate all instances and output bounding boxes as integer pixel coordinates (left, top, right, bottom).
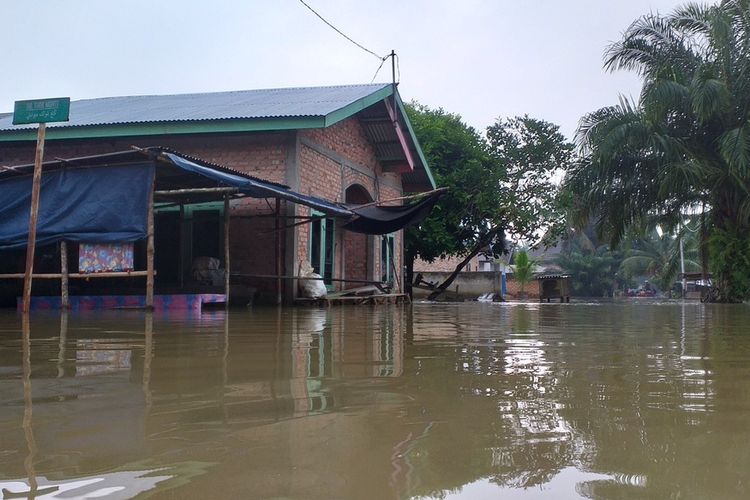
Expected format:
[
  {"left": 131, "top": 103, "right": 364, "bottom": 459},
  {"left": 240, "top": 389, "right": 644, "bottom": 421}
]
[
  {"left": 414, "top": 255, "right": 481, "bottom": 273},
  {"left": 1, "top": 117, "right": 405, "bottom": 301},
  {"left": 297, "top": 118, "right": 403, "bottom": 293},
  {"left": 505, "top": 278, "right": 541, "bottom": 298}
]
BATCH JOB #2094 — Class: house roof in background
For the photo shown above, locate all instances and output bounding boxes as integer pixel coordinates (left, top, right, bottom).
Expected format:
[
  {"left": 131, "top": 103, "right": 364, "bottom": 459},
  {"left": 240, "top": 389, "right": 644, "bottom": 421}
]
[{"left": 0, "top": 83, "right": 435, "bottom": 191}]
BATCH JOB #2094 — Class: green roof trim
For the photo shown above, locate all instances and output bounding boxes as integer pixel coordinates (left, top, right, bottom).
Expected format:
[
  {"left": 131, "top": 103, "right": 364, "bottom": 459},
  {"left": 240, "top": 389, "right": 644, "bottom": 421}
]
[
  {"left": 0, "top": 116, "right": 327, "bottom": 142},
  {"left": 395, "top": 93, "right": 436, "bottom": 189},
  {"left": 0, "top": 83, "right": 435, "bottom": 190},
  {"left": 323, "top": 85, "right": 394, "bottom": 127}
]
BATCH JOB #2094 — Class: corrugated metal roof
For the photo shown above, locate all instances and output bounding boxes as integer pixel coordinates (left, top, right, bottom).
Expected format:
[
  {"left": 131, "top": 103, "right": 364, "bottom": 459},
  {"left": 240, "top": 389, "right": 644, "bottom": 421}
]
[{"left": 0, "top": 83, "right": 390, "bottom": 131}]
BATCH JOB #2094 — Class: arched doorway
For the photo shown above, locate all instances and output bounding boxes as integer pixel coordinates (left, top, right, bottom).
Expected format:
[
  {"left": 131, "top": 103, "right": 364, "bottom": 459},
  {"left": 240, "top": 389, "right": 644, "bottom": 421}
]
[{"left": 343, "top": 184, "right": 373, "bottom": 289}]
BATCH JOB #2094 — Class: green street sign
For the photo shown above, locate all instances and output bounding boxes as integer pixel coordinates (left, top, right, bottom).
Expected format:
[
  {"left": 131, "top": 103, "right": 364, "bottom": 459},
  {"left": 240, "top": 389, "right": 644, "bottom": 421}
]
[{"left": 13, "top": 97, "right": 70, "bottom": 125}]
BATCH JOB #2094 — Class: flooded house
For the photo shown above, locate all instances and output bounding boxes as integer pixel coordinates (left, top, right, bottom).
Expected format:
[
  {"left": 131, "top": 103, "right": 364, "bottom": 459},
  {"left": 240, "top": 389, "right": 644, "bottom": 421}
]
[{"left": 0, "top": 84, "right": 437, "bottom": 308}]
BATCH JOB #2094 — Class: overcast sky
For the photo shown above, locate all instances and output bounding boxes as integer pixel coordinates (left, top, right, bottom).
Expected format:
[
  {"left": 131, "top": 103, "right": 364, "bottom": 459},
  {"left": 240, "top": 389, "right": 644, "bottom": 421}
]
[{"left": 1, "top": 0, "right": 687, "bottom": 139}]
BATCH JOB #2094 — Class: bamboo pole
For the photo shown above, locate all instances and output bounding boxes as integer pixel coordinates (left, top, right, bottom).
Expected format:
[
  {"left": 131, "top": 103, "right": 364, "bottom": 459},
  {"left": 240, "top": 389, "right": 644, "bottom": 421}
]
[
  {"left": 224, "top": 195, "right": 231, "bottom": 305},
  {"left": 146, "top": 180, "right": 155, "bottom": 309},
  {"left": 275, "top": 198, "right": 282, "bottom": 305},
  {"left": 22, "top": 123, "right": 47, "bottom": 314},
  {"left": 351, "top": 187, "right": 448, "bottom": 210},
  {"left": 154, "top": 186, "right": 240, "bottom": 197},
  {"left": 60, "top": 241, "right": 69, "bottom": 309}
]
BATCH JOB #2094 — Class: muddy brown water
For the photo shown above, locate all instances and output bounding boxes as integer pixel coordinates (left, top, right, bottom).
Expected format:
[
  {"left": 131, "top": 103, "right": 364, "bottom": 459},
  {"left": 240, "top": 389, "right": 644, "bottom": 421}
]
[{"left": 1, "top": 302, "right": 749, "bottom": 499}]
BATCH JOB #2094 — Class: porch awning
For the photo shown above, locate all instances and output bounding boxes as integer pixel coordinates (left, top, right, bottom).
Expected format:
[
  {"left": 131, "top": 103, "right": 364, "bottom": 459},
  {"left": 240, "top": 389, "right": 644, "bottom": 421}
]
[
  {"left": 161, "top": 151, "right": 444, "bottom": 234},
  {"left": 160, "top": 152, "right": 351, "bottom": 217},
  {"left": 0, "top": 148, "right": 442, "bottom": 250}
]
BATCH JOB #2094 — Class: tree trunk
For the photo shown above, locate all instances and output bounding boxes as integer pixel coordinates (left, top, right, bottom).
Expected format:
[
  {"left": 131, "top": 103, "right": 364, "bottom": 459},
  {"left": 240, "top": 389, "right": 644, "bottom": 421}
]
[
  {"left": 427, "top": 226, "right": 502, "bottom": 301},
  {"left": 405, "top": 247, "right": 415, "bottom": 299}
]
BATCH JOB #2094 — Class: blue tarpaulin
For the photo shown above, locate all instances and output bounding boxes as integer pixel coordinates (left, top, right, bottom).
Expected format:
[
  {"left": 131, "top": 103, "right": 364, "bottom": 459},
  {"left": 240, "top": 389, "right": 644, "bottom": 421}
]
[{"left": 0, "top": 164, "right": 154, "bottom": 250}]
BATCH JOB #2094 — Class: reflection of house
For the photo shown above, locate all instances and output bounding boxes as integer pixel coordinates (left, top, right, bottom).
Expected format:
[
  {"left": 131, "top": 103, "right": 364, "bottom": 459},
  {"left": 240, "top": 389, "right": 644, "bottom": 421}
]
[{"left": 0, "top": 84, "right": 436, "bottom": 306}]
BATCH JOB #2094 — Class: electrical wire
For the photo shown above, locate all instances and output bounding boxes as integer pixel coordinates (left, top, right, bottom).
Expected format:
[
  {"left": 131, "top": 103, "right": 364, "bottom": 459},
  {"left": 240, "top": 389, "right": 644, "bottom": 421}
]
[
  {"left": 370, "top": 56, "right": 388, "bottom": 83},
  {"left": 297, "top": 0, "right": 384, "bottom": 60}
]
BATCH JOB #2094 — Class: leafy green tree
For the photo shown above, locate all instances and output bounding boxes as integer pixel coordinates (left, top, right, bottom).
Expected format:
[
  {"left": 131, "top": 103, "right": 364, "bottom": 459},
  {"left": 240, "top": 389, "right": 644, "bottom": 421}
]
[
  {"left": 404, "top": 105, "right": 574, "bottom": 299},
  {"left": 487, "top": 116, "right": 574, "bottom": 245},
  {"left": 404, "top": 103, "right": 505, "bottom": 299},
  {"left": 567, "top": 0, "right": 750, "bottom": 302}
]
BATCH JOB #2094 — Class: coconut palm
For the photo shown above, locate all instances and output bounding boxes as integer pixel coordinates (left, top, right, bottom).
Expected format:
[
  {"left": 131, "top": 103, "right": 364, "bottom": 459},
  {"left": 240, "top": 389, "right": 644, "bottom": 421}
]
[{"left": 567, "top": 0, "right": 750, "bottom": 301}]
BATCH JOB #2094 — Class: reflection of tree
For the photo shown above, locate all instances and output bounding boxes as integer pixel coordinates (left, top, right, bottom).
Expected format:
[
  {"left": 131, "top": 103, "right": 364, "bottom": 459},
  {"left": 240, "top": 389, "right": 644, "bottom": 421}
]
[
  {"left": 399, "top": 303, "right": 750, "bottom": 499},
  {"left": 401, "top": 304, "right": 588, "bottom": 498}
]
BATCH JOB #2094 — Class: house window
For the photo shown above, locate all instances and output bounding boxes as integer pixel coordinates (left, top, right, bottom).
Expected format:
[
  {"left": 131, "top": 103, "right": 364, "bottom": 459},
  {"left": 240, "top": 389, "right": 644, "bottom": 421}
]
[
  {"left": 380, "top": 233, "right": 396, "bottom": 284},
  {"left": 309, "top": 210, "right": 335, "bottom": 287}
]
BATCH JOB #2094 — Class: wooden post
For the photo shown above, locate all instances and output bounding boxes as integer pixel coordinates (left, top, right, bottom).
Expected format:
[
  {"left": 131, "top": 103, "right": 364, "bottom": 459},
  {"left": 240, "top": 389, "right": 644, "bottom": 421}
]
[
  {"left": 146, "top": 180, "right": 155, "bottom": 309},
  {"left": 178, "top": 204, "right": 185, "bottom": 289},
  {"left": 224, "top": 195, "right": 231, "bottom": 306},
  {"left": 60, "top": 241, "right": 69, "bottom": 309},
  {"left": 22, "top": 123, "right": 47, "bottom": 314},
  {"left": 275, "top": 198, "right": 282, "bottom": 305}
]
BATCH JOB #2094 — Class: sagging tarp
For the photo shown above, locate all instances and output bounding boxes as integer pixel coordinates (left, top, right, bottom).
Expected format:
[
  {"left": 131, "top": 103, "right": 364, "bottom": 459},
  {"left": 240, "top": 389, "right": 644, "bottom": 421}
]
[
  {"left": 0, "top": 148, "right": 442, "bottom": 249},
  {"left": 343, "top": 191, "right": 444, "bottom": 235},
  {"left": 161, "top": 151, "right": 444, "bottom": 231},
  {"left": 161, "top": 153, "right": 351, "bottom": 217},
  {"left": 0, "top": 164, "right": 154, "bottom": 251}
]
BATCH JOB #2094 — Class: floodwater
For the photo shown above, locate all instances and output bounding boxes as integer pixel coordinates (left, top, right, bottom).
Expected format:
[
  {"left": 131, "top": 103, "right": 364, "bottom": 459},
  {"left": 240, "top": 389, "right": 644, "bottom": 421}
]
[{"left": 1, "top": 302, "right": 749, "bottom": 499}]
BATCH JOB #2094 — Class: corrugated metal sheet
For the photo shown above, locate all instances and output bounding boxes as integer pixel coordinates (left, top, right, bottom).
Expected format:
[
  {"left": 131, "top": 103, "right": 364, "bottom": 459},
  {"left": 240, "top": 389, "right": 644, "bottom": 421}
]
[{"left": 0, "top": 84, "right": 390, "bottom": 131}]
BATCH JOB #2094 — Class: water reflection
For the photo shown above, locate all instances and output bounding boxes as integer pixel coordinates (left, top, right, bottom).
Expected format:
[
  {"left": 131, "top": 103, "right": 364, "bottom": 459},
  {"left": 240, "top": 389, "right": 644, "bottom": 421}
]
[{"left": 0, "top": 303, "right": 749, "bottom": 498}]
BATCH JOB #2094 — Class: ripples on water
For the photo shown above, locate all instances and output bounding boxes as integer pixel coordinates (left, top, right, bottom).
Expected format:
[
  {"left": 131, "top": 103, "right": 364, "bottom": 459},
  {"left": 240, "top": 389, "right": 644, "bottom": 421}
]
[{"left": 0, "top": 301, "right": 749, "bottom": 499}]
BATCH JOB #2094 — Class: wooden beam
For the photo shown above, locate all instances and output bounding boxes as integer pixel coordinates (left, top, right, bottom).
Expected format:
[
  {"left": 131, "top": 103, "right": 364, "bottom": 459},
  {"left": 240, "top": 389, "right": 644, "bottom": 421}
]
[
  {"left": 0, "top": 271, "right": 152, "bottom": 279},
  {"left": 22, "top": 123, "right": 47, "bottom": 314},
  {"left": 146, "top": 180, "right": 155, "bottom": 309},
  {"left": 381, "top": 162, "right": 413, "bottom": 174},
  {"left": 224, "top": 195, "right": 231, "bottom": 305},
  {"left": 60, "top": 241, "right": 69, "bottom": 309},
  {"left": 275, "top": 198, "right": 282, "bottom": 305},
  {"left": 383, "top": 99, "right": 415, "bottom": 171},
  {"left": 154, "top": 186, "right": 240, "bottom": 197}
]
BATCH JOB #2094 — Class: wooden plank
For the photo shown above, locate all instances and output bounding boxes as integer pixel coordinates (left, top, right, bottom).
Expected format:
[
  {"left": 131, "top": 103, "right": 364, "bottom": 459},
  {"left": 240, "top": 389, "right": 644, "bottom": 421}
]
[
  {"left": 224, "top": 195, "right": 231, "bottom": 305},
  {"left": 232, "top": 273, "right": 386, "bottom": 286},
  {"left": 60, "top": 241, "right": 69, "bottom": 309},
  {"left": 22, "top": 123, "right": 46, "bottom": 314},
  {"left": 0, "top": 271, "right": 152, "bottom": 279},
  {"left": 146, "top": 179, "right": 155, "bottom": 309},
  {"left": 155, "top": 186, "right": 239, "bottom": 197},
  {"left": 275, "top": 198, "right": 282, "bottom": 305}
]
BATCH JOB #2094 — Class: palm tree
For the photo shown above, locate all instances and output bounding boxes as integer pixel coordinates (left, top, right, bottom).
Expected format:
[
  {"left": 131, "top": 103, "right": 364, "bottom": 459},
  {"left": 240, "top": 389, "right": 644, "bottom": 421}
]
[
  {"left": 513, "top": 249, "right": 537, "bottom": 296},
  {"left": 567, "top": 0, "right": 750, "bottom": 301},
  {"left": 620, "top": 229, "right": 701, "bottom": 292},
  {"left": 556, "top": 234, "right": 623, "bottom": 297}
]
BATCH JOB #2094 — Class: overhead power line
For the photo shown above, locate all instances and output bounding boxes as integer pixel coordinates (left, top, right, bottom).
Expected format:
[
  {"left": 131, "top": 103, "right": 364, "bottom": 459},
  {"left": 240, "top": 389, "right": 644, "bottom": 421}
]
[{"left": 297, "top": 0, "right": 384, "bottom": 61}]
